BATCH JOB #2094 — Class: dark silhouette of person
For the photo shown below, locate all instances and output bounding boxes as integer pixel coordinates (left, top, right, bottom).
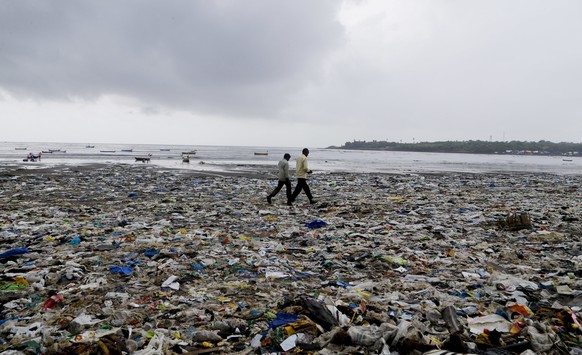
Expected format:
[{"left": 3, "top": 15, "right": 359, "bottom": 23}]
[
  {"left": 290, "top": 148, "right": 316, "bottom": 205},
  {"left": 267, "top": 153, "right": 292, "bottom": 205}
]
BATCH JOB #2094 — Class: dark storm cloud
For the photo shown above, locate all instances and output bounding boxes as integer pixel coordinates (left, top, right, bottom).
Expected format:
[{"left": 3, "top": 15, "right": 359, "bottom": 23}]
[{"left": 0, "top": 1, "right": 344, "bottom": 117}]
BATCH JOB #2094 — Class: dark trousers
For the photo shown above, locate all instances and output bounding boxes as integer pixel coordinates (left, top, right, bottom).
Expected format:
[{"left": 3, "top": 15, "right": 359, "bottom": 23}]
[
  {"left": 291, "top": 178, "right": 313, "bottom": 202},
  {"left": 268, "top": 180, "right": 292, "bottom": 201}
]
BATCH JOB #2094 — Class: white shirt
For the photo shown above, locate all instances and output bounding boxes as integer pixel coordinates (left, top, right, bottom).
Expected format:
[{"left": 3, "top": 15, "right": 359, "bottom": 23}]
[{"left": 296, "top": 154, "right": 309, "bottom": 179}]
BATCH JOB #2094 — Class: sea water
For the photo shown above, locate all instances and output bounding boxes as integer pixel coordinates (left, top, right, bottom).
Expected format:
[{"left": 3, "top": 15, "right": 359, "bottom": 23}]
[{"left": 1, "top": 141, "right": 581, "bottom": 175}]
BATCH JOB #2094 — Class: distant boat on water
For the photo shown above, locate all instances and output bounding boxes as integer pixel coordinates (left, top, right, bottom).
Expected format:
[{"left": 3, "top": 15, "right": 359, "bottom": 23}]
[
  {"left": 254, "top": 151, "right": 268, "bottom": 156},
  {"left": 42, "top": 149, "right": 66, "bottom": 153},
  {"left": 121, "top": 148, "right": 133, "bottom": 152},
  {"left": 160, "top": 148, "right": 170, "bottom": 151},
  {"left": 86, "top": 145, "right": 95, "bottom": 148},
  {"left": 14, "top": 147, "right": 27, "bottom": 150},
  {"left": 181, "top": 151, "right": 196, "bottom": 155},
  {"left": 100, "top": 150, "right": 116, "bottom": 153},
  {"left": 563, "top": 159, "right": 573, "bottom": 162},
  {"left": 135, "top": 154, "right": 152, "bottom": 163}
]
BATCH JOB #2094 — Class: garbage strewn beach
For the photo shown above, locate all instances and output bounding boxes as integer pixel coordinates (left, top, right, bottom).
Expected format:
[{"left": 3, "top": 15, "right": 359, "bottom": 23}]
[{"left": 1, "top": 163, "right": 581, "bottom": 354}]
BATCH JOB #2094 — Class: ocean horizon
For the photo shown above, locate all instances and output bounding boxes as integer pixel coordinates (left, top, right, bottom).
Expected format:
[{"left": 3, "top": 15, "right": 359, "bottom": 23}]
[{"left": 1, "top": 141, "right": 581, "bottom": 175}]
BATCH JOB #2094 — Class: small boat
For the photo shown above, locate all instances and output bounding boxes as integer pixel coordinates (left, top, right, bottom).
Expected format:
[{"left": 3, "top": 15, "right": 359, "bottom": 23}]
[
  {"left": 86, "top": 145, "right": 95, "bottom": 148},
  {"left": 121, "top": 149, "right": 133, "bottom": 152},
  {"left": 563, "top": 159, "right": 573, "bottom": 162},
  {"left": 100, "top": 150, "right": 116, "bottom": 153},
  {"left": 15, "top": 147, "right": 27, "bottom": 150},
  {"left": 254, "top": 151, "right": 268, "bottom": 156},
  {"left": 181, "top": 151, "right": 196, "bottom": 155},
  {"left": 182, "top": 155, "right": 190, "bottom": 163},
  {"left": 160, "top": 148, "right": 171, "bottom": 151},
  {"left": 135, "top": 154, "right": 152, "bottom": 163},
  {"left": 49, "top": 149, "right": 66, "bottom": 153}
]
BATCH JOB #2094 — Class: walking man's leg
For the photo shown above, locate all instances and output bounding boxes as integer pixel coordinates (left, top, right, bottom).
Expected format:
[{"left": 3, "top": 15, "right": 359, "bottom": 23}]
[
  {"left": 303, "top": 183, "right": 314, "bottom": 203},
  {"left": 291, "top": 179, "right": 309, "bottom": 203},
  {"left": 290, "top": 179, "right": 305, "bottom": 203},
  {"left": 267, "top": 181, "right": 285, "bottom": 204},
  {"left": 284, "top": 180, "right": 292, "bottom": 203}
]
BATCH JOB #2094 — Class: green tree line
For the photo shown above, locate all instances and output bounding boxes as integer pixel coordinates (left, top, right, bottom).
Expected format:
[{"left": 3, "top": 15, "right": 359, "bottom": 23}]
[{"left": 329, "top": 140, "right": 582, "bottom": 155}]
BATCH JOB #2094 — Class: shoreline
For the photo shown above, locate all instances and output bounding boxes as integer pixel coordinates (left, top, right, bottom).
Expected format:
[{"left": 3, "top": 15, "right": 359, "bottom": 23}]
[{"left": 1, "top": 160, "right": 574, "bottom": 178}]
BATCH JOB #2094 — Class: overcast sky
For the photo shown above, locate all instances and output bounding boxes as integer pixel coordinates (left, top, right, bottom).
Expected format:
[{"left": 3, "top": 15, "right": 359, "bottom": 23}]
[{"left": 1, "top": 0, "right": 581, "bottom": 147}]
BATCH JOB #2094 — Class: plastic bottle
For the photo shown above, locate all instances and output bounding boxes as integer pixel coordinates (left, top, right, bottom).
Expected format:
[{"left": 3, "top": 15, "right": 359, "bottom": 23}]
[
  {"left": 69, "top": 236, "right": 81, "bottom": 245},
  {"left": 42, "top": 293, "right": 64, "bottom": 310}
]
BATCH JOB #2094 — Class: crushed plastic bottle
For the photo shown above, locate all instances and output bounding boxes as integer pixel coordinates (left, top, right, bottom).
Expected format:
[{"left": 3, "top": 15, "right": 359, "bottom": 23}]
[{"left": 42, "top": 293, "right": 64, "bottom": 310}]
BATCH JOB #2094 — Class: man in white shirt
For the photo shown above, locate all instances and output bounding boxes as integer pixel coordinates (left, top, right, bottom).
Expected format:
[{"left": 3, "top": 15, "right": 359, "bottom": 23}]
[
  {"left": 290, "top": 148, "right": 316, "bottom": 205},
  {"left": 267, "top": 153, "right": 292, "bottom": 205}
]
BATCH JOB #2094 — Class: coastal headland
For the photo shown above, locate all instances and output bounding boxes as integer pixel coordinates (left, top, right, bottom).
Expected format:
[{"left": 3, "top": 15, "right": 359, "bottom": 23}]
[{"left": 333, "top": 139, "right": 582, "bottom": 157}]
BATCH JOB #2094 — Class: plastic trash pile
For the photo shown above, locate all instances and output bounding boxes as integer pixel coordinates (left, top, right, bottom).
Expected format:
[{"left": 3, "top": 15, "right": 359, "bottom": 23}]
[{"left": 0, "top": 164, "right": 581, "bottom": 354}]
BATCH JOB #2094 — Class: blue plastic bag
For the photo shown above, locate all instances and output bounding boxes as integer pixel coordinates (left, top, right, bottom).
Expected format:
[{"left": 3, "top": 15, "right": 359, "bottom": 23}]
[
  {"left": 144, "top": 249, "right": 160, "bottom": 257},
  {"left": 109, "top": 266, "right": 133, "bottom": 275},
  {"left": 268, "top": 312, "right": 300, "bottom": 329},
  {"left": 0, "top": 248, "right": 29, "bottom": 259},
  {"left": 191, "top": 263, "right": 205, "bottom": 271},
  {"left": 305, "top": 219, "right": 328, "bottom": 229},
  {"left": 69, "top": 236, "right": 81, "bottom": 245}
]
